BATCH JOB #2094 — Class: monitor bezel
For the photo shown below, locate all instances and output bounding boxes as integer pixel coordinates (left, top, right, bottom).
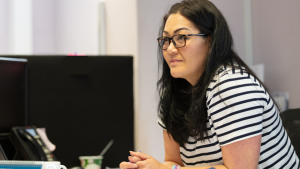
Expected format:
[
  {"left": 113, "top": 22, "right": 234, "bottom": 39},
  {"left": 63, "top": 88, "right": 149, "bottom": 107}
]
[{"left": 0, "top": 57, "right": 28, "bottom": 131}]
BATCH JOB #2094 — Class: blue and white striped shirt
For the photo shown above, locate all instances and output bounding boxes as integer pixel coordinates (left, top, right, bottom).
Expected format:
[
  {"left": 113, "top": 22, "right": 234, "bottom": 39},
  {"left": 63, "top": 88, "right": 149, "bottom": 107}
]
[{"left": 158, "top": 66, "right": 299, "bottom": 169}]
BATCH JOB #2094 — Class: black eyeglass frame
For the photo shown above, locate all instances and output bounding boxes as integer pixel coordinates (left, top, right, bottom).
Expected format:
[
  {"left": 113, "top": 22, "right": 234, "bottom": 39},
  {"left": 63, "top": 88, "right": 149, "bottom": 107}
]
[{"left": 157, "top": 34, "right": 207, "bottom": 50}]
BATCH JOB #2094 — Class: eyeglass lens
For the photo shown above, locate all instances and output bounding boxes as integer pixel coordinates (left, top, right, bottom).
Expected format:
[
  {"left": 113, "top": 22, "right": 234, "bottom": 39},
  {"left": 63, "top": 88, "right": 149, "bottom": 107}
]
[{"left": 159, "top": 35, "right": 186, "bottom": 49}]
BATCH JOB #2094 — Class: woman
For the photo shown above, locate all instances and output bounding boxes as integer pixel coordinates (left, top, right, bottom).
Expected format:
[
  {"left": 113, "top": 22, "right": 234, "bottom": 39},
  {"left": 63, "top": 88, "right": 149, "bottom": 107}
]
[{"left": 120, "top": 0, "right": 299, "bottom": 168}]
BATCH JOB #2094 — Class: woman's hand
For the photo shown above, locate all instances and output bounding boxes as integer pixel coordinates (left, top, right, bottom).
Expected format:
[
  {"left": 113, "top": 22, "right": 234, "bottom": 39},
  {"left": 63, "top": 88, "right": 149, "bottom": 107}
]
[
  {"left": 119, "top": 161, "right": 138, "bottom": 169},
  {"left": 128, "top": 155, "right": 142, "bottom": 163},
  {"left": 119, "top": 151, "right": 142, "bottom": 169},
  {"left": 129, "top": 151, "right": 168, "bottom": 169}
]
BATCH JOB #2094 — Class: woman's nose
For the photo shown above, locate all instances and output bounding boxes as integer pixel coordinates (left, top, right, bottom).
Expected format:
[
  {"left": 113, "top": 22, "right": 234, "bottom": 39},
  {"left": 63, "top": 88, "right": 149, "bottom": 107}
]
[{"left": 167, "top": 41, "right": 178, "bottom": 54}]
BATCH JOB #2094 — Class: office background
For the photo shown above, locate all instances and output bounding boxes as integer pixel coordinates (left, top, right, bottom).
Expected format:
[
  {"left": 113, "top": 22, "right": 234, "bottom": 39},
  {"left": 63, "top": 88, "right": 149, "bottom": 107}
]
[{"left": 0, "top": 0, "right": 299, "bottom": 163}]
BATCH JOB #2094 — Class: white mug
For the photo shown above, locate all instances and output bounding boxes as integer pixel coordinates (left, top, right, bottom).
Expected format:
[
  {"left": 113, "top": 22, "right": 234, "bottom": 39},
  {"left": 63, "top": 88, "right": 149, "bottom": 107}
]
[{"left": 43, "top": 161, "right": 67, "bottom": 169}]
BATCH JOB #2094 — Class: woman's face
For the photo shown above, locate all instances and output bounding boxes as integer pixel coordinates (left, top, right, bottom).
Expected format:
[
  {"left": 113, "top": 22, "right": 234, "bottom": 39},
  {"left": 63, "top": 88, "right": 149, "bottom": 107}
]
[{"left": 163, "top": 13, "right": 210, "bottom": 86}]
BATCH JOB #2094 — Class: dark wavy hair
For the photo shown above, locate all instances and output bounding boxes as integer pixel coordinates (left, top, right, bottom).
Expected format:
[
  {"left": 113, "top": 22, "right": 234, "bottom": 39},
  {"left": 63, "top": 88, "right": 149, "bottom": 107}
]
[{"left": 157, "top": 0, "right": 276, "bottom": 147}]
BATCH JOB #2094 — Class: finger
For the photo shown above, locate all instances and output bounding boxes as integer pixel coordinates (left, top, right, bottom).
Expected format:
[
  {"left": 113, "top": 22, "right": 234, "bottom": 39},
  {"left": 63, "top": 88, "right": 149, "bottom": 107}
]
[
  {"left": 136, "top": 160, "right": 146, "bottom": 168},
  {"left": 119, "top": 161, "right": 138, "bottom": 169},
  {"left": 128, "top": 156, "right": 142, "bottom": 163},
  {"left": 129, "top": 151, "right": 150, "bottom": 160}
]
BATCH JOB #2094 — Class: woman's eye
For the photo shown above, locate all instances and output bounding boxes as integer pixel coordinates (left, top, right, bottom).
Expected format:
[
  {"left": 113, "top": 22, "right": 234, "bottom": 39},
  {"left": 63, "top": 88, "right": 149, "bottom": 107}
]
[
  {"left": 178, "top": 35, "right": 185, "bottom": 39},
  {"left": 163, "top": 37, "right": 169, "bottom": 42}
]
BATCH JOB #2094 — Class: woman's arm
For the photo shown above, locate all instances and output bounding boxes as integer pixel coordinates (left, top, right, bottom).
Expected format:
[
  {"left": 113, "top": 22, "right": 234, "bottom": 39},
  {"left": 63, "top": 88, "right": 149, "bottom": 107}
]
[
  {"left": 221, "top": 134, "right": 261, "bottom": 169},
  {"left": 128, "top": 130, "right": 261, "bottom": 169},
  {"left": 163, "top": 129, "right": 183, "bottom": 167},
  {"left": 161, "top": 130, "right": 226, "bottom": 169},
  {"left": 164, "top": 130, "right": 261, "bottom": 169},
  {"left": 128, "top": 130, "right": 226, "bottom": 169}
]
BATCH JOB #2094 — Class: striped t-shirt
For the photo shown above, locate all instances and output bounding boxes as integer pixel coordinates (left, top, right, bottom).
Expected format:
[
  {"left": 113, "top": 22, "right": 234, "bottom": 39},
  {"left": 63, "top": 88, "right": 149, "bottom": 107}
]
[{"left": 158, "top": 66, "right": 299, "bottom": 168}]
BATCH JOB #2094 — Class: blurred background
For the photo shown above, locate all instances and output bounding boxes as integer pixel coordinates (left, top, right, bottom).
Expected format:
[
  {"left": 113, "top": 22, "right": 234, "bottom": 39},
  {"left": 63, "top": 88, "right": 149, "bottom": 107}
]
[{"left": 0, "top": 0, "right": 299, "bottom": 163}]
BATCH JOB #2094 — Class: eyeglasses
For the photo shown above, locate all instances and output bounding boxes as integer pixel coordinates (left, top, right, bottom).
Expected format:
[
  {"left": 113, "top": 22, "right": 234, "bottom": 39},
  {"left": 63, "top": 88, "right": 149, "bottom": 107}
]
[{"left": 157, "top": 34, "right": 207, "bottom": 50}]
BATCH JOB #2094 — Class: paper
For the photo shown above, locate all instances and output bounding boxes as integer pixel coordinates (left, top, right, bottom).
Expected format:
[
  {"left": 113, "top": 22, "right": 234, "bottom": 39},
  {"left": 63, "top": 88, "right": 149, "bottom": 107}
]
[{"left": 36, "top": 128, "right": 56, "bottom": 152}]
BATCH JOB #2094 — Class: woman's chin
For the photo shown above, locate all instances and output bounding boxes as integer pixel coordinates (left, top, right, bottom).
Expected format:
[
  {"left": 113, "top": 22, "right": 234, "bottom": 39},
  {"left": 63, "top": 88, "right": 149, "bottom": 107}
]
[{"left": 170, "top": 71, "right": 183, "bottom": 78}]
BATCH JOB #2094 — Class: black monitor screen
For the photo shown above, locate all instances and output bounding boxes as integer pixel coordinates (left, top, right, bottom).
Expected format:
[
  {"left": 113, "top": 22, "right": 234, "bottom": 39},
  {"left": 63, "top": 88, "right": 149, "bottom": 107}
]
[{"left": 0, "top": 57, "right": 27, "bottom": 133}]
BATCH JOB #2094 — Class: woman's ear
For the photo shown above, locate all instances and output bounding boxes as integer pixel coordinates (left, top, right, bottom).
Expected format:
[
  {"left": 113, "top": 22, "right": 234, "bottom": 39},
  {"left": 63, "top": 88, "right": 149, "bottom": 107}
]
[{"left": 206, "top": 36, "right": 212, "bottom": 45}]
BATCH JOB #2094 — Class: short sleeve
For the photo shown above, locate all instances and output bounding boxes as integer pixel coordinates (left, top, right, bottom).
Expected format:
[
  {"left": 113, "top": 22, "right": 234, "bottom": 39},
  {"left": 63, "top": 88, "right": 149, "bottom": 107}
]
[{"left": 207, "top": 71, "right": 266, "bottom": 146}]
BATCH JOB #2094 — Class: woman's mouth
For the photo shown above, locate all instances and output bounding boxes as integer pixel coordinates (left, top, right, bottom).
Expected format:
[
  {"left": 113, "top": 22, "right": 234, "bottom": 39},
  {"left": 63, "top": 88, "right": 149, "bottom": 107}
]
[
  {"left": 170, "top": 59, "right": 182, "bottom": 65},
  {"left": 170, "top": 59, "right": 181, "bottom": 63}
]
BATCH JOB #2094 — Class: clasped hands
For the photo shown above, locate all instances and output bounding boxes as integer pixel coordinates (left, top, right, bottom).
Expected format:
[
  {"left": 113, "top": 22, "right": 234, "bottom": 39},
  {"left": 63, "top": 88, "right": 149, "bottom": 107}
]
[{"left": 119, "top": 151, "right": 167, "bottom": 169}]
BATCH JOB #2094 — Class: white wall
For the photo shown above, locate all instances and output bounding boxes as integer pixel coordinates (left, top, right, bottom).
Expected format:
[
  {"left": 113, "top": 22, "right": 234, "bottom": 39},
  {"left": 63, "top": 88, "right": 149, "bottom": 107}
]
[
  {"left": 210, "top": 0, "right": 247, "bottom": 62},
  {"left": 0, "top": 0, "right": 8, "bottom": 54},
  {"left": 53, "top": 0, "right": 99, "bottom": 55},
  {"left": 1, "top": 0, "right": 101, "bottom": 55},
  {"left": 252, "top": 0, "right": 300, "bottom": 108},
  {"left": 32, "top": 0, "right": 55, "bottom": 54},
  {"left": 0, "top": 0, "right": 34, "bottom": 55},
  {"left": 105, "top": 0, "right": 138, "bottom": 57},
  {"left": 8, "top": 0, "right": 33, "bottom": 54}
]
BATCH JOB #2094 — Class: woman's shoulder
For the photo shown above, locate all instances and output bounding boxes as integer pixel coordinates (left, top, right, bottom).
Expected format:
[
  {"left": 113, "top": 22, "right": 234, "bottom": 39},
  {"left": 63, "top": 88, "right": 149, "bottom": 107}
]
[
  {"left": 206, "top": 64, "right": 268, "bottom": 111},
  {"left": 211, "top": 64, "right": 255, "bottom": 82},
  {"left": 206, "top": 65, "right": 264, "bottom": 97},
  {"left": 208, "top": 65, "right": 244, "bottom": 84},
  {"left": 214, "top": 64, "right": 247, "bottom": 78}
]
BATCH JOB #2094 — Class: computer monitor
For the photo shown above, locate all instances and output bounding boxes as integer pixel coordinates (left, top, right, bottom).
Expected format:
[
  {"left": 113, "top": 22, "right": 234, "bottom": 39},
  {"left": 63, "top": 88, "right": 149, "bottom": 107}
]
[
  {"left": 0, "top": 57, "right": 27, "bottom": 133},
  {"left": 7, "top": 56, "right": 134, "bottom": 168}
]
